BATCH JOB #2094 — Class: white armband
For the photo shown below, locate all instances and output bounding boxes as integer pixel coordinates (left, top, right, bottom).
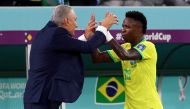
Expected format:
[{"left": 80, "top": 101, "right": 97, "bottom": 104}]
[
  {"left": 96, "top": 26, "right": 107, "bottom": 36},
  {"left": 96, "top": 26, "right": 113, "bottom": 42},
  {"left": 107, "top": 31, "right": 114, "bottom": 42}
]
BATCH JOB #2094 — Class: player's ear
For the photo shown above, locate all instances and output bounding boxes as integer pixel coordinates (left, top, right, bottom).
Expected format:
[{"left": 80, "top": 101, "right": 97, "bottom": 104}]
[{"left": 139, "top": 27, "right": 143, "bottom": 34}]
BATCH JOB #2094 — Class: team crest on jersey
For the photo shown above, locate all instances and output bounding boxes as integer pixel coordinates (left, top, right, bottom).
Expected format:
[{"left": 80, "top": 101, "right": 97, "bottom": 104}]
[
  {"left": 137, "top": 44, "right": 146, "bottom": 51},
  {"left": 130, "top": 60, "right": 137, "bottom": 68}
]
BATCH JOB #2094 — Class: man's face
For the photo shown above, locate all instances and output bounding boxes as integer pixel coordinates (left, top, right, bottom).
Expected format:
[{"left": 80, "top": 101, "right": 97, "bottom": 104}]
[
  {"left": 121, "top": 18, "right": 142, "bottom": 43},
  {"left": 65, "top": 10, "right": 78, "bottom": 36}
]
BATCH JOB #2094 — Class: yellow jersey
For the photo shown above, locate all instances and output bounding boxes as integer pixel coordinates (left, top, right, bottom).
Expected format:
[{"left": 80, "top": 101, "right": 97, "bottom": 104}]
[{"left": 107, "top": 39, "right": 163, "bottom": 109}]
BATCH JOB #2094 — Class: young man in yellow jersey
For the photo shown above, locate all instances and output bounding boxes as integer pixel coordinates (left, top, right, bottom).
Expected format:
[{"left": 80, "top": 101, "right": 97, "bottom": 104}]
[{"left": 92, "top": 11, "right": 163, "bottom": 109}]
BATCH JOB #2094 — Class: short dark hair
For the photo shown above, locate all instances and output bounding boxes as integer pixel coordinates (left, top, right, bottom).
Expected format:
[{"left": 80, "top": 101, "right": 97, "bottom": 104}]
[{"left": 125, "top": 11, "right": 147, "bottom": 34}]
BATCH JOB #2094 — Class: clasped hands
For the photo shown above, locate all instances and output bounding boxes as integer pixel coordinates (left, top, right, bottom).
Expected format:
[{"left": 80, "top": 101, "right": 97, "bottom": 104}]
[{"left": 84, "top": 12, "right": 118, "bottom": 41}]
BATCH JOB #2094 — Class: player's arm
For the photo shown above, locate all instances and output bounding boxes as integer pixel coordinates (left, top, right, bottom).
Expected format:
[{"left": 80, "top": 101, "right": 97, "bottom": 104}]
[
  {"left": 91, "top": 49, "right": 114, "bottom": 63},
  {"left": 106, "top": 32, "right": 142, "bottom": 60}
]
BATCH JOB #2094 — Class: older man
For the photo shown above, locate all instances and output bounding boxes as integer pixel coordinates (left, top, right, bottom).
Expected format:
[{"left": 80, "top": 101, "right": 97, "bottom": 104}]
[{"left": 23, "top": 5, "right": 118, "bottom": 109}]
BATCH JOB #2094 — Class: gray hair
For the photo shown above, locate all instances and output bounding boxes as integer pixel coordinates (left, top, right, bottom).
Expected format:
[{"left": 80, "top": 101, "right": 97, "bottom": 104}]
[{"left": 51, "top": 5, "right": 72, "bottom": 26}]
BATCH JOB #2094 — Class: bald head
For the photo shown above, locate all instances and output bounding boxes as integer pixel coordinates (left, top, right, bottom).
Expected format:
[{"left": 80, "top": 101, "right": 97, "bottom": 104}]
[{"left": 51, "top": 5, "right": 72, "bottom": 26}]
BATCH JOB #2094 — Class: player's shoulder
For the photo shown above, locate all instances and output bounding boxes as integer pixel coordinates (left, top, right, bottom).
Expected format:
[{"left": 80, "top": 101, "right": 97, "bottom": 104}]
[
  {"left": 121, "top": 43, "right": 131, "bottom": 48},
  {"left": 141, "top": 40, "right": 154, "bottom": 45},
  {"left": 140, "top": 40, "right": 155, "bottom": 48},
  {"left": 135, "top": 40, "right": 155, "bottom": 52}
]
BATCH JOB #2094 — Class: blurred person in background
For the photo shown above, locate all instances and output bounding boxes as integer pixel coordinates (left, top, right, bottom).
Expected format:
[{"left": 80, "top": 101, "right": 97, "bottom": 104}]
[
  {"left": 99, "top": 0, "right": 190, "bottom": 6},
  {"left": 42, "top": 0, "right": 97, "bottom": 6},
  {"left": 0, "top": 0, "right": 41, "bottom": 6},
  {"left": 42, "top": 0, "right": 59, "bottom": 6},
  {"left": 0, "top": 0, "right": 97, "bottom": 6}
]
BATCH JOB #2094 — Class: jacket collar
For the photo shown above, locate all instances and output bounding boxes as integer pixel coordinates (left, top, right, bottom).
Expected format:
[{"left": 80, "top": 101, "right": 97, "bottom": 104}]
[
  {"left": 45, "top": 21, "right": 73, "bottom": 36},
  {"left": 46, "top": 21, "right": 57, "bottom": 27}
]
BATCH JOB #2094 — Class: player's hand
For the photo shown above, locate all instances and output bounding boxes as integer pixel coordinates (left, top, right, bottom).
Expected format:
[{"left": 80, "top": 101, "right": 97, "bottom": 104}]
[
  {"left": 84, "top": 14, "right": 96, "bottom": 40},
  {"left": 101, "top": 12, "right": 118, "bottom": 29}
]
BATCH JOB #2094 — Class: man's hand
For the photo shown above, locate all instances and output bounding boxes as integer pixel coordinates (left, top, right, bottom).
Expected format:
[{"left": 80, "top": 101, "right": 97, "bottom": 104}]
[
  {"left": 84, "top": 14, "right": 96, "bottom": 40},
  {"left": 95, "top": 13, "right": 118, "bottom": 42},
  {"left": 101, "top": 12, "right": 118, "bottom": 29}
]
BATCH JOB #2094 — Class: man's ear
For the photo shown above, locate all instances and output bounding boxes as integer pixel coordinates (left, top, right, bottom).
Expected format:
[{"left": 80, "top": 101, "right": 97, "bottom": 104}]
[{"left": 62, "top": 18, "right": 68, "bottom": 25}]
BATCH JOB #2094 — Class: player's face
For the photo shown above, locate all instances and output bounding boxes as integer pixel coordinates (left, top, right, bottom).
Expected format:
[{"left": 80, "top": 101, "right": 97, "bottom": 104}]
[{"left": 121, "top": 18, "right": 142, "bottom": 43}]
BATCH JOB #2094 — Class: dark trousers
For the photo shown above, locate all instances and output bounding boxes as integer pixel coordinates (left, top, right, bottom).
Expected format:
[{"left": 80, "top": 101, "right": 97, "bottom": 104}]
[{"left": 24, "top": 101, "right": 62, "bottom": 109}]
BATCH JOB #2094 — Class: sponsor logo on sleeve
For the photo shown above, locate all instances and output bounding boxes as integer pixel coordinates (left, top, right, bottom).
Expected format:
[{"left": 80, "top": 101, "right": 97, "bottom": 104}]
[{"left": 137, "top": 44, "right": 146, "bottom": 51}]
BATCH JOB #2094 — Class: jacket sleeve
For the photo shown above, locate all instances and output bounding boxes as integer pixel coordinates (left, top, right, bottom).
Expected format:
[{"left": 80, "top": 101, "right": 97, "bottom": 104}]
[{"left": 51, "top": 28, "right": 106, "bottom": 53}]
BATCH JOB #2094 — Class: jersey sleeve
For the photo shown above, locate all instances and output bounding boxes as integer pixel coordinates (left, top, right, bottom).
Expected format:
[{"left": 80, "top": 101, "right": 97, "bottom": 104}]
[
  {"left": 107, "top": 49, "right": 121, "bottom": 63},
  {"left": 133, "top": 41, "right": 156, "bottom": 60}
]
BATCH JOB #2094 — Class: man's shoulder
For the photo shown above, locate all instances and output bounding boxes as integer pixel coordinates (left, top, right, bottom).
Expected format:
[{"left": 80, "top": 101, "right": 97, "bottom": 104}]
[
  {"left": 54, "top": 27, "right": 70, "bottom": 35},
  {"left": 41, "top": 21, "right": 67, "bottom": 33},
  {"left": 39, "top": 26, "right": 68, "bottom": 37}
]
